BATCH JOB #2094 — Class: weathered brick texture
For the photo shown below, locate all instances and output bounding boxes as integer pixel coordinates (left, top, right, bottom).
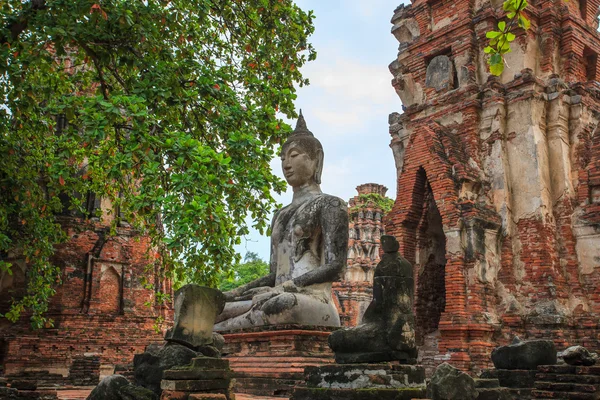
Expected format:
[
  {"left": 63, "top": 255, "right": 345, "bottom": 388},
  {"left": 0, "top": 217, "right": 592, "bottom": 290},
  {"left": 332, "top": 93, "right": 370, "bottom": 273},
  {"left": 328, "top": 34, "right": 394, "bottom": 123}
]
[
  {"left": 386, "top": 0, "right": 600, "bottom": 374},
  {"left": 332, "top": 184, "right": 390, "bottom": 327},
  {"left": 0, "top": 216, "right": 173, "bottom": 383}
]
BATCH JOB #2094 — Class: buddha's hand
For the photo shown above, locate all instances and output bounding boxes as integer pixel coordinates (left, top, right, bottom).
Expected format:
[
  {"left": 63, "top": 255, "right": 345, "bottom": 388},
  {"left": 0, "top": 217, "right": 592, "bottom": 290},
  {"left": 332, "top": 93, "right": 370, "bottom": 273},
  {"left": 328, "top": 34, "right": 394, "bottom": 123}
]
[
  {"left": 232, "top": 286, "right": 274, "bottom": 302},
  {"left": 281, "top": 280, "right": 299, "bottom": 293}
]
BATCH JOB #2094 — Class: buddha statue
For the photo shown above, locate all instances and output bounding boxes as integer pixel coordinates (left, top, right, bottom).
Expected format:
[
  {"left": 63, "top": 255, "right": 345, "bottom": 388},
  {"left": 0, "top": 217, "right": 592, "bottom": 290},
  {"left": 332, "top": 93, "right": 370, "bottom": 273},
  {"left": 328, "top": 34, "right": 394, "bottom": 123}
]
[
  {"left": 214, "top": 112, "right": 348, "bottom": 332},
  {"left": 328, "top": 235, "right": 418, "bottom": 364}
]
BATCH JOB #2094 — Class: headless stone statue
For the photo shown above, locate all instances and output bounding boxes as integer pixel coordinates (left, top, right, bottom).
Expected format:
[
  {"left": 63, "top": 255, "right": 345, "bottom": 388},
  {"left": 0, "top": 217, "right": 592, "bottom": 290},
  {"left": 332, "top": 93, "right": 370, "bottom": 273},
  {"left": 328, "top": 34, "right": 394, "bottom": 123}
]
[
  {"left": 328, "top": 235, "right": 418, "bottom": 364},
  {"left": 214, "top": 112, "right": 348, "bottom": 332}
]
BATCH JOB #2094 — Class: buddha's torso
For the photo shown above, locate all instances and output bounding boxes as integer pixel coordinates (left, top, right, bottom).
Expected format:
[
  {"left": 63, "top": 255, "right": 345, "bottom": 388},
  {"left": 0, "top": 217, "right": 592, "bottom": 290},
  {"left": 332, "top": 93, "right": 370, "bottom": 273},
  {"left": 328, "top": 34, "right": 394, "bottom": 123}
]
[{"left": 270, "top": 193, "right": 343, "bottom": 286}]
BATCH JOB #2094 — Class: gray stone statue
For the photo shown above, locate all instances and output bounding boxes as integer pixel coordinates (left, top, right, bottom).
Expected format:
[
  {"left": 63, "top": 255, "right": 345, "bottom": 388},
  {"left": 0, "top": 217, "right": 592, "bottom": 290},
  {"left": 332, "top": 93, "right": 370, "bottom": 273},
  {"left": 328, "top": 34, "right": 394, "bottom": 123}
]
[
  {"left": 328, "top": 235, "right": 417, "bottom": 363},
  {"left": 214, "top": 112, "right": 348, "bottom": 331}
]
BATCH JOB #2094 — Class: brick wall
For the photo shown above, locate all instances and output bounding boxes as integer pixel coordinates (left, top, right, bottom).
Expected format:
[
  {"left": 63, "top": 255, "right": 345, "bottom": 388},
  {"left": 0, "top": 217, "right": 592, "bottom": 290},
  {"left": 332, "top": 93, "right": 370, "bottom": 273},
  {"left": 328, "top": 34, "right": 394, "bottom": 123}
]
[
  {"left": 0, "top": 217, "right": 173, "bottom": 382},
  {"left": 387, "top": 0, "right": 600, "bottom": 374}
]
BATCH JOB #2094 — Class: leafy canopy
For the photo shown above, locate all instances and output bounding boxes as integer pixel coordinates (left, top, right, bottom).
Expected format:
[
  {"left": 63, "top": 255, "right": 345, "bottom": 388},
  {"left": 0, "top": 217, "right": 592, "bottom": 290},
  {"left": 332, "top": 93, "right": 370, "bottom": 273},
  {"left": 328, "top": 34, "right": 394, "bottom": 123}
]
[
  {"left": 217, "top": 251, "right": 268, "bottom": 292},
  {"left": 0, "top": 0, "right": 315, "bottom": 328}
]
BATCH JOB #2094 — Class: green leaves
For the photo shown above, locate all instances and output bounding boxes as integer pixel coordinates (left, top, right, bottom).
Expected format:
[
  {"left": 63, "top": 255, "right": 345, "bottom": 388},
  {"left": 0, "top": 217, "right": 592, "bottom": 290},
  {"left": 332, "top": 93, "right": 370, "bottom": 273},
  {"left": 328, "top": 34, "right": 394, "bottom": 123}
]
[
  {"left": 486, "top": 0, "right": 531, "bottom": 76},
  {"left": 0, "top": 0, "right": 315, "bottom": 327}
]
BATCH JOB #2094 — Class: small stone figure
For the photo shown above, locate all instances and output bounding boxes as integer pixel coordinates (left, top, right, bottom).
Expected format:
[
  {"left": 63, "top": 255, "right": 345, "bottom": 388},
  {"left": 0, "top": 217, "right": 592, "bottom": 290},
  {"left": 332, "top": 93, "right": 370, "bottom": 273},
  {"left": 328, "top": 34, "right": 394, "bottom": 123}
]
[
  {"left": 328, "top": 235, "right": 417, "bottom": 363},
  {"left": 214, "top": 111, "right": 348, "bottom": 331}
]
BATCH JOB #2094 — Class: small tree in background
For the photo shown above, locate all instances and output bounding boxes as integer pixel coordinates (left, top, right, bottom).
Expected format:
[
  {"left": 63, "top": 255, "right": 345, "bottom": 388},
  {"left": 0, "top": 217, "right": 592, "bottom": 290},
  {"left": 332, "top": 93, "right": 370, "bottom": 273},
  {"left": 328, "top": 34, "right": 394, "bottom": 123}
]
[{"left": 218, "top": 252, "right": 269, "bottom": 292}]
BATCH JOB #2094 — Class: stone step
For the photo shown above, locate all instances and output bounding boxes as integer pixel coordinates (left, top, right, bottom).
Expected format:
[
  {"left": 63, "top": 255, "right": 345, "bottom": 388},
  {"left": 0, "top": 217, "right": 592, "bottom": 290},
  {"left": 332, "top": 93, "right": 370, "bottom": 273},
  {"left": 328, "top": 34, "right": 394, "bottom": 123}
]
[
  {"left": 476, "top": 379, "right": 501, "bottom": 388},
  {"left": 291, "top": 387, "right": 426, "bottom": 400},
  {"left": 536, "top": 373, "right": 600, "bottom": 385},
  {"left": 531, "top": 389, "right": 600, "bottom": 400},
  {"left": 476, "top": 387, "right": 511, "bottom": 400},
  {"left": 534, "top": 381, "right": 599, "bottom": 393},
  {"left": 505, "top": 388, "right": 533, "bottom": 400},
  {"left": 537, "top": 365, "right": 600, "bottom": 376},
  {"left": 234, "top": 377, "right": 298, "bottom": 397}
]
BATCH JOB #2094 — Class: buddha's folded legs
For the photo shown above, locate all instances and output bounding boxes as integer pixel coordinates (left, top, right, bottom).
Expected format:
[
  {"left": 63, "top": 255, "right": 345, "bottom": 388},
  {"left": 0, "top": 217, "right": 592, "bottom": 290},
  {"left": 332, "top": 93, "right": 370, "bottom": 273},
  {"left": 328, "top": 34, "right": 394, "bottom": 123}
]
[{"left": 213, "top": 292, "right": 340, "bottom": 332}]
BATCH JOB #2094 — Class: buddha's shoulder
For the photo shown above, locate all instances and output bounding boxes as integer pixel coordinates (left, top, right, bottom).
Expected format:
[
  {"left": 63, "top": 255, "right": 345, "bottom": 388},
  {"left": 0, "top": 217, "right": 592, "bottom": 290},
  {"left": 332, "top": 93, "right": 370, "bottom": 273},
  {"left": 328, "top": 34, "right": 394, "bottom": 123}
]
[{"left": 310, "top": 193, "right": 347, "bottom": 210}]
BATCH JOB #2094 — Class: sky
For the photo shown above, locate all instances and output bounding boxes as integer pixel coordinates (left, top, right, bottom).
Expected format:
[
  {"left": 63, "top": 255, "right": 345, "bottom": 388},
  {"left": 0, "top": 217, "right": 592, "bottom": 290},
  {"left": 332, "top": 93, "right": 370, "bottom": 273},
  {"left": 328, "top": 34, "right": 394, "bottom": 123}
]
[{"left": 235, "top": 0, "right": 407, "bottom": 261}]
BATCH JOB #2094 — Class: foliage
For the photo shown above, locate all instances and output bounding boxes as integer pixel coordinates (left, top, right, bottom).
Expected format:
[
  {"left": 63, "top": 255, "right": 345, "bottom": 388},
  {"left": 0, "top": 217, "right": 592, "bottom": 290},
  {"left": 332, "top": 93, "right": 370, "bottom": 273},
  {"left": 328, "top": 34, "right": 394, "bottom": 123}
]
[
  {"left": 486, "top": 0, "right": 531, "bottom": 76},
  {"left": 349, "top": 193, "right": 394, "bottom": 214},
  {"left": 0, "top": 0, "right": 315, "bottom": 328},
  {"left": 217, "top": 251, "right": 268, "bottom": 292}
]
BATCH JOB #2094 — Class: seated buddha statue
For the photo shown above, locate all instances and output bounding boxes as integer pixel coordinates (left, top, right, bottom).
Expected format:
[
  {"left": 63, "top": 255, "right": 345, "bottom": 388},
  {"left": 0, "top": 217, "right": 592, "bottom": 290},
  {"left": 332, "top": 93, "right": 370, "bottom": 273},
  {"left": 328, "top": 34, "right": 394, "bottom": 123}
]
[{"left": 214, "top": 112, "right": 348, "bottom": 332}]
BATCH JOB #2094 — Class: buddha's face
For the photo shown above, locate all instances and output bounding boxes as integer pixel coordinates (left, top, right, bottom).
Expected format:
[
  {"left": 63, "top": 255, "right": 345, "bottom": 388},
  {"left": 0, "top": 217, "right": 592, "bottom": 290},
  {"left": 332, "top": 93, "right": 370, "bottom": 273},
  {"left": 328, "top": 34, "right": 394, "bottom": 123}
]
[{"left": 281, "top": 143, "right": 319, "bottom": 188}]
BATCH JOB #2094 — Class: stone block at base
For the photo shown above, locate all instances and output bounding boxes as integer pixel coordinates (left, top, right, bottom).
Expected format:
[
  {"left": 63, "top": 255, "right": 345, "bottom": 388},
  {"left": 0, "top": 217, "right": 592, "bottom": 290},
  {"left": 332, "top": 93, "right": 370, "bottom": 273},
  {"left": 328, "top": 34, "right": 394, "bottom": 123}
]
[
  {"left": 290, "top": 363, "right": 427, "bottom": 400},
  {"left": 291, "top": 387, "right": 426, "bottom": 400},
  {"left": 160, "top": 357, "right": 235, "bottom": 400},
  {"left": 222, "top": 325, "right": 336, "bottom": 397}
]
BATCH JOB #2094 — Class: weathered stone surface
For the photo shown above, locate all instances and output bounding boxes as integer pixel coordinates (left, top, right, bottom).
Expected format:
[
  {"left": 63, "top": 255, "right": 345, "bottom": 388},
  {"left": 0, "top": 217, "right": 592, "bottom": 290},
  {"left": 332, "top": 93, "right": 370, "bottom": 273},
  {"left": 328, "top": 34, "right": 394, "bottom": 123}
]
[
  {"left": 491, "top": 339, "right": 557, "bottom": 370},
  {"left": 480, "top": 369, "right": 537, "bottom": 389},
  {"left": 425, "top": 55, "right": 455, "bottom": 92},
  {"left": 10, "top": 379, "right": 37, "bottom": 390},
  {"left": 0, "top": 387, "right": 18, "bottom": 399},
  {"left": 214, "top": 113, "right": 348, "bottom": 331},
  {"left": 87, "top": 374, "right": 129, "bottom": 400},
  {"left": 134, "top": 343, "right": 199, "bottom": 395},
  {"left": 329, "top": 235, "right": 416, "bottom": 364},
  {"left": 165, "top": 285, "right": 225, "bottom": 349},
  {"left": 426, "top": 363, "right": 477, "bottom": 400},
  {"left": 118, "top": 384, "right": 159, "bottom": 400},
  {"left": 560, "top": 346, "right": 598, "bottom": 366},
  {"left": 304, "top": 363, "right": 426, "bottom": 389},
  {"left": 160, "top": 379, "right": 231, "bottom": 391},
  {"left": 162, "top": 369, "right": 230, "bottom": 381},
  {"left": 291, "top": 387, "right": 426, "bottom": 400}
]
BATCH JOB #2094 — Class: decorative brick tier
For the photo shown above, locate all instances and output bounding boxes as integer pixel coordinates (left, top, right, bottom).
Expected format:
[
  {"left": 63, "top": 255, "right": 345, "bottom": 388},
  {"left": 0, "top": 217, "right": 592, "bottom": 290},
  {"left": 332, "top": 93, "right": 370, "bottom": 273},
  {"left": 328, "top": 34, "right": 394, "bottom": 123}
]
[{"left": 221, "top": 325, "right": 336, "bottom": 398}]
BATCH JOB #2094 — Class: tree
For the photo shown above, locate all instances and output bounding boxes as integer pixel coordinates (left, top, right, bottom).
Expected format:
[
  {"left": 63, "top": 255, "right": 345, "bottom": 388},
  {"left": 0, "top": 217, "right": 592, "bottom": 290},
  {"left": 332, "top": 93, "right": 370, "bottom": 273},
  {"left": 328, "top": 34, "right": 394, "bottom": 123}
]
[
  {"left": 0, "top": 0, "right": 315, "bottom": 328},
  {"left": 217, "top": 251, "right": 268, "bottom": 292}
]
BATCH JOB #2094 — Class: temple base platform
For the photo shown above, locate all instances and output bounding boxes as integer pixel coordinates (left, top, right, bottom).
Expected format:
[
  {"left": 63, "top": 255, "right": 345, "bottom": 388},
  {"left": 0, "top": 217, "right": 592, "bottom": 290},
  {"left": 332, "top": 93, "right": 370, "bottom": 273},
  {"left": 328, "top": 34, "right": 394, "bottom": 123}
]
[{"left": 221, "top": 325, "right": 337, "bottom": 398}]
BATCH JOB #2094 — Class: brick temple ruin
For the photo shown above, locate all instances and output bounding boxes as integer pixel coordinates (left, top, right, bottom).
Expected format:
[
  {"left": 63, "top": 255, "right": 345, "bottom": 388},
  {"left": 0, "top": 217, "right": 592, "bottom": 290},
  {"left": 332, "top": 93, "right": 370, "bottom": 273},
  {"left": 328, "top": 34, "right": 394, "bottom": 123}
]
[
  {"left": 332, "top": 183, "right": 389, "bottom": 327},
  {"left": 386, "top": 0, "right": 600, "bottom": 374},
  {"left": 0, "top": 206, "right": 172, "bottom": 385}
]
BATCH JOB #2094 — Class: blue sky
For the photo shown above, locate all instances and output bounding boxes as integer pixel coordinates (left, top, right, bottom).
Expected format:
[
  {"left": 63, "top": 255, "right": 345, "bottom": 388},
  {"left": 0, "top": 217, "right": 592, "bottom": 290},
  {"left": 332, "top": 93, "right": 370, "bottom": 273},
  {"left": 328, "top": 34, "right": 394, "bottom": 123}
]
[{"left": 235, "top": 0, "right": 407, "bottom": 261}]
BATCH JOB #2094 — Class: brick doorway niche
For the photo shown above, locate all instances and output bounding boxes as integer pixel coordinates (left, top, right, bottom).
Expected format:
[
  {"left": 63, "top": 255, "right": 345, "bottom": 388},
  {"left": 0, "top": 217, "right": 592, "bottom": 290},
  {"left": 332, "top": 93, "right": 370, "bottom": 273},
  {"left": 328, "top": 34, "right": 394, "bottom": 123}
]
[{"left": 412, "top": 168, "right": 446, "bottom": 356}]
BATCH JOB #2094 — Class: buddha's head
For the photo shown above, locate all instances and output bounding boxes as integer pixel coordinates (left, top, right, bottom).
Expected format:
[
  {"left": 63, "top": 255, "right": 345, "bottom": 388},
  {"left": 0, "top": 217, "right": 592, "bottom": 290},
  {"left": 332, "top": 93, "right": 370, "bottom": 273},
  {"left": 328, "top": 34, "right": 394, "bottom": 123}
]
[{"left": 280, "top": 111, "right": 324, "bottom": 188}]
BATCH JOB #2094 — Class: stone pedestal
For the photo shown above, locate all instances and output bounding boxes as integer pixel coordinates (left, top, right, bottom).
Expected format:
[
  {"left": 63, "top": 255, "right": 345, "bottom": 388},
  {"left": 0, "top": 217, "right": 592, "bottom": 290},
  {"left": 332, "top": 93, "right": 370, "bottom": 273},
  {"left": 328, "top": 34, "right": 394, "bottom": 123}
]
[
  {"left": 160, "top": 357, "right": 234, "bottom": 400},
  {"left": 221, "top": 325, "right": 336, "bottom": 397},
  {"left": 290, "top": 363, "right": 426, "bottom": 400}
]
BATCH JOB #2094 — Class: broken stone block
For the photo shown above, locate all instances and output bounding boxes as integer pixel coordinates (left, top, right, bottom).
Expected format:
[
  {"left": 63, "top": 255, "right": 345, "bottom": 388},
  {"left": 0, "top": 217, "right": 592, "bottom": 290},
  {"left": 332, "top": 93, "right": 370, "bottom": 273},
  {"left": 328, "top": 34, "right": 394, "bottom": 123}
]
[
  {"left": 426, "top": 363, "right": 477, "bottom": 400},
  {"left": 560, "top": 345, "right": 598, "bottom": 366},
  {"left": 491, "top": 338, "right": 557, "bottom": 370},
  {"left": 134, "top": 343, "right": 200, "bottom": 395},
  {"left": 165, "top": 285, "right": 225, "bottom": 349},
  {"left": 425, "top": 55, "right": 455, "bottom": 92},
  {"left": 87, "top": 374, "right": 129, "bottom": 400}
]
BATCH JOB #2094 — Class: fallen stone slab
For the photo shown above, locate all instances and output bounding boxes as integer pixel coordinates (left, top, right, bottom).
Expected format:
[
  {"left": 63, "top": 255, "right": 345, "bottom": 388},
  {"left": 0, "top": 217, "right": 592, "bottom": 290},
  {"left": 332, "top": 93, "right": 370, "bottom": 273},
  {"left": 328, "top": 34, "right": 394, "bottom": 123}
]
[{"left": 491, "top": 339, "right": 556, "bottom": 370}]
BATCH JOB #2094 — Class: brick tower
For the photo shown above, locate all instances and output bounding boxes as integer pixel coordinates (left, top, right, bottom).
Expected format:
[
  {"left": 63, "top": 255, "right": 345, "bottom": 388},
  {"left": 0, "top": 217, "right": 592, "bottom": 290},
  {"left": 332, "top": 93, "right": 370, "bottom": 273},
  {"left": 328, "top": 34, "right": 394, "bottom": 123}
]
[
  {"left": 386, "top": 0, "right": 600, "bottom": 374},
  {"left": 333, "top": 183, "right": 389, "bottom": 327},
  {"left": 0, "top": 200, "right": 172, "bottom": 385}
]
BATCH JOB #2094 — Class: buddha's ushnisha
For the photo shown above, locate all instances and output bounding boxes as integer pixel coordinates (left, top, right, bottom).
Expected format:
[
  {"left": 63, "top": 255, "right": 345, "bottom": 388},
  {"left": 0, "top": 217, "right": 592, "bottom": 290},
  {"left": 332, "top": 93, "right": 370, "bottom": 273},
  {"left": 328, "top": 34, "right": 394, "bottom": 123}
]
[{"left": 214, "top": 111, "right": 348, "bottom": 331}]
